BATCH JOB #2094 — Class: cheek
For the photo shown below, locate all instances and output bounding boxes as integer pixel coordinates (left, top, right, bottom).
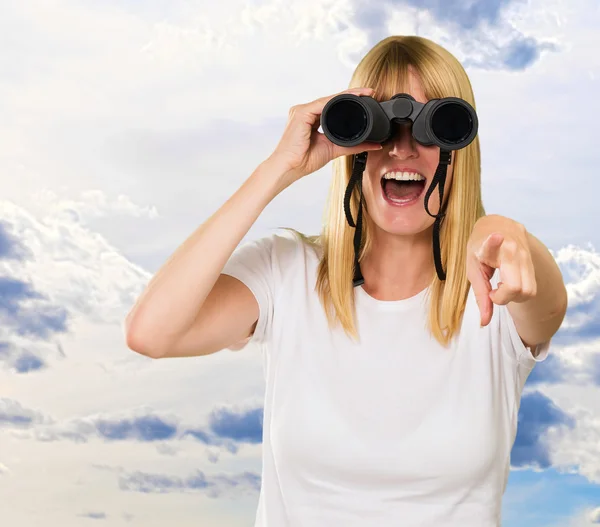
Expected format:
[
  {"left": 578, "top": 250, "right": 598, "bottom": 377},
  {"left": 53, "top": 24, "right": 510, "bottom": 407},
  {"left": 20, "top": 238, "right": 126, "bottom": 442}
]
[
  {"left": 423, "top": 148, "right": 455, "bottom": 185},
  {"left": 363, "top": 155, "right": 384, "bottom": 195},
  {"left": 421, "top": 147, "right": 441, "bottom": 170},
  {"left": 361, "top": 175, "right": 380, "bottom": 206}
]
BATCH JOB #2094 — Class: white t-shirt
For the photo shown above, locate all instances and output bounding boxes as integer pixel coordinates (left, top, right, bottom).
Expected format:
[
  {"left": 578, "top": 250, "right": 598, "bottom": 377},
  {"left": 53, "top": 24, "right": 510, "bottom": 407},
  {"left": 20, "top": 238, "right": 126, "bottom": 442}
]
[{"left": 221, "top": 229, "right": 550, "bottom": 527}]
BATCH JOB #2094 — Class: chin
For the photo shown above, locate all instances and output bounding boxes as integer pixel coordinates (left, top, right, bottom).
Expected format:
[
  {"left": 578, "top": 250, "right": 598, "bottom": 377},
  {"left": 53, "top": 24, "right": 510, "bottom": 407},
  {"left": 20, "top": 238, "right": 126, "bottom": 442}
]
[
  {"left": 373, "top": 217, "right": 432, "bottom": 237},
  {"left": 365, "top": 203, "right": 432, "bottom": 235}
]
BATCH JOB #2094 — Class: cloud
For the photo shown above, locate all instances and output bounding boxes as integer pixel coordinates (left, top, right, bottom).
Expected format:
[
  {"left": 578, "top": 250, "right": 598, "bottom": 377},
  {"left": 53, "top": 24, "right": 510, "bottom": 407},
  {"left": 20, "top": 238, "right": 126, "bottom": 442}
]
[
  {"left": 0, "top": 218, "right": 68, "bottom": 364},
  {"left": 0, "top": 197, "right": 154, "bottom": 373},
  {"left": 0, "top": 197, "right": 151, "bottom": 327},
  {"left": 12, "top": 351, "right": 46, "bottom": 373},
  {"left": 0, "top": 276, "right": 69, "bottom": 339},
  {"left": 346, "top": 0, "right": 559, "bottom": 70},
  {"left": 31, "top": 189, "right": 159, "bottom": 224},
  {"left": 118, "top": 468, "right": 261, "bottom": 497},
  {"left": 0, "top": 398, "right": 53, "bottom": 428},
  {"left": 60, "top": 404, "right": 263, "bottom": 451},
  {"left": 95, "top": 415, "right": 178, "bottom": 442},
  {"left": 512, "top": 391, "right": 577, "bottom": 468},
  {"left": 77, "top": 511, "right": 107, "bottom": 520},
  {"left": 76, "top": 510, "right": 134, "bottom": 523},
  {"left": 0, "top": 221, "right": 31, "bottom": 260},
  {"left": 0, "top": 197, "right": 158, "bottom": 374},
  {"left": 518, "top": 243, "right": 600, "bottom": 387},
  {"left": 545, "top": 403, "right": 600, "bottom": 484},
  {"left": 525, "top": 354, "right": 569, "bottom": 385},
  {"left": 1, "top": 397, "right": 264, "bottom": 455},
  {"left": 591, "top": 354, "right": 600, "bottom": 386},
  {"left": 410, "top": 0, "right": 522, "bottom": 29},
  {"left": 0, "top": 338, "right": 68, "bottom": 374},
  {"left": 183, "top": 405, "right": 264, "bottom": 454},
  {"left": 462, "top": 34, "right": 559, "bottom": 71},
  {"left": 33, "top": 409, "right": 181, "bottom": 444},
  {"left": 500, "top": 35, "right": 555, "bottom": 70},
  {"left": 208, "top": 405, "right": 264, "bottom": 444},
  {"left": 551, "top": 244, "right": 600, "bottom": 343}
]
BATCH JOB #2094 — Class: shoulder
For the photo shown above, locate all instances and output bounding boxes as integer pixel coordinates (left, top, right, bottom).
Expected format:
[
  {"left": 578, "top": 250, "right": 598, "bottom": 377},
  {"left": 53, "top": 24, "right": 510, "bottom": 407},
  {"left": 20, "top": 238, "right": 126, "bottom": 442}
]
[
  {"left": 227, "top": 228, "right": 321, "bottom": 276},
  {"left": 260, "top": 228, "right": 322, "bottom": 263},
  {"left": 276, "top": 230, "right": 322, "bottom": 286}
]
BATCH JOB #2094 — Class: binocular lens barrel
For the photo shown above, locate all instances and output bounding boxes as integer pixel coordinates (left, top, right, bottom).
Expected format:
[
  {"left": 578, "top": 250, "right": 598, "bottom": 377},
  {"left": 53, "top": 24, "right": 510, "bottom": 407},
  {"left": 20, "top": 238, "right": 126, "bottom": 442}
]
[
  {"left": 324, "top": 99, "right": 368, "bottom": 142},
  {"left": 430, "top": 102, "right": 473, "bottom": 145}
]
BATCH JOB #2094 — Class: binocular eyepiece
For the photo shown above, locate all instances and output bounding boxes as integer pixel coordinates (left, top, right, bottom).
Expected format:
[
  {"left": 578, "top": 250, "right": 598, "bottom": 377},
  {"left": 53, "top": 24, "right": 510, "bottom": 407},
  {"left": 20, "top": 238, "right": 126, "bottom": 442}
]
[{"left": 320, "top": 92, "right": 478, "bottom": 151}]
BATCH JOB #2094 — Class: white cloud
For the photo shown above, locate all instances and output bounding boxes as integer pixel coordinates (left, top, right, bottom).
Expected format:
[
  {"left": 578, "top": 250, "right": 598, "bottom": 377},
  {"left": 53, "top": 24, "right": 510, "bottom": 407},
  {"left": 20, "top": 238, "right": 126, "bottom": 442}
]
[
  {"left": 544, "top": 403, "right": 600, "bottom": 482},
  {"left": 30, "top": 189, "right": 159, "bottom": 222},
  {"left": 547, "top": 505, "right": 600, "bottom": 527},
  {"left": 558, "top": 244, "right": 600, "bottom": 308},
  {"left": 0, "top": 198, "right": 151, "bottom": 325}
]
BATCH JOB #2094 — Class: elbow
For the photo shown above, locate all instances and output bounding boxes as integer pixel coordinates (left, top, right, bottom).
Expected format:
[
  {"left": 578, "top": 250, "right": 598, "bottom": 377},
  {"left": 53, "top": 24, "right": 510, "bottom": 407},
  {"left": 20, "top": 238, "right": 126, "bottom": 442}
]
[
  {"left": 549, "top": 285, "right": 569, "bottom": 324},
  {"left": 124, "top": 316, "right": 166, "bottom": 360},
  {"left": 541, "top": 288, "right": 569, "bottom": 340}
]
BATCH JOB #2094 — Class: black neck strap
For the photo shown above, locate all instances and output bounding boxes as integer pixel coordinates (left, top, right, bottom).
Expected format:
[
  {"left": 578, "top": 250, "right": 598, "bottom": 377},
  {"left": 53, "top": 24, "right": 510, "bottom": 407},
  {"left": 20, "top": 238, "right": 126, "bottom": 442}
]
[
  {"left": 344, "top": 152, "right": 368, "bottom": 286},
  {"left": 424, "top": 149, "right": 451, "bottom": 281},
  {"left": 343, "top": 149, "right": 452, "bottom": 287}
]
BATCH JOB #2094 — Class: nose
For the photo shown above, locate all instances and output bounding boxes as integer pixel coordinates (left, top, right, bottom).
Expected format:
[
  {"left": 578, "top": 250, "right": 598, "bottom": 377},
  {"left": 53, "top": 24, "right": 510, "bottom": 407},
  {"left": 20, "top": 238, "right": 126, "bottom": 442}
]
[{"left": 386, "top": 122, "right": 418, "bottom": 159}]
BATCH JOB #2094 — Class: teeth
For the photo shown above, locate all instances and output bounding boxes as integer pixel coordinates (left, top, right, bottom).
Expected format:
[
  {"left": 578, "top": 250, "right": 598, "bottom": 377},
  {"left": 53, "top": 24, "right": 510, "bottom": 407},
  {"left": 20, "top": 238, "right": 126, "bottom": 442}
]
[{"left": 383, "top": 171, "right": 425, "bottom": 181}]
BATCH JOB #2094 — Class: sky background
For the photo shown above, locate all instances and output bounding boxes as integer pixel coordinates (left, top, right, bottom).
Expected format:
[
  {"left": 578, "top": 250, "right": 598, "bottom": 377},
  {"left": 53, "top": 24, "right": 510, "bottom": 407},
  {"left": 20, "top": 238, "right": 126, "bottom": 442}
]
[{"left": 1, "top": 0, "right": 599, "bottom": 525}]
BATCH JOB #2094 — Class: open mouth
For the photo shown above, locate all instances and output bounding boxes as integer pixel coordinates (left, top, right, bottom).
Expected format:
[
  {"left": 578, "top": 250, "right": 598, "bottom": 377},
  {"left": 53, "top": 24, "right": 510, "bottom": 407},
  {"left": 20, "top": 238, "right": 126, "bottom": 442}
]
[{"left": 380, "top": 175, "right": 427, "bottom": 205}]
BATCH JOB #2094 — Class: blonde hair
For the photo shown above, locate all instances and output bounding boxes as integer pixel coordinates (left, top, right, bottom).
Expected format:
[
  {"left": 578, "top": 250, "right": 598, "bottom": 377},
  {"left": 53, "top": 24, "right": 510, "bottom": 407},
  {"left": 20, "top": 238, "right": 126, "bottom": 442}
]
[{"left": 285, "top": 35, "right": 485, "bottom": 348}]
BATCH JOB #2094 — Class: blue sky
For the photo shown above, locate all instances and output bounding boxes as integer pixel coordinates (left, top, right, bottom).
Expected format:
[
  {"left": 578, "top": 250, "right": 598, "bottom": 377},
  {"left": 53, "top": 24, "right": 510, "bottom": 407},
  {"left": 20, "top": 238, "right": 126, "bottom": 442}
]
[{"left": 1, "top": 0, "right": 599, "bottom": 525}]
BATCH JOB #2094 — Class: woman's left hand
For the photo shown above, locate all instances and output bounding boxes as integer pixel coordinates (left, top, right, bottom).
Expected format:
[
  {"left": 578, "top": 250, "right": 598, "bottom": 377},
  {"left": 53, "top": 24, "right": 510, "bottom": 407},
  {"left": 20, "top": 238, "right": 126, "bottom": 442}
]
[{"left": 466, "top": 215, "right": 538, "bottom": 327}]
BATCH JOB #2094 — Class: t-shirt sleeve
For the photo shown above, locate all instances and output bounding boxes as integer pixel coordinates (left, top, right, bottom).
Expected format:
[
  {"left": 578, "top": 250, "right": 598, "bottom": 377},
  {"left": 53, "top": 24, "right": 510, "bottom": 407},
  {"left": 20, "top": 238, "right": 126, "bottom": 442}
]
[
  {"left": 220, "top": 230, "right": 301, "bottom": 353},
  {"left": 220, "top": 234, "right": 276, "bottom": 352},
  {"left": 491, "top": 269, "right": 551, "bottom": 367}
]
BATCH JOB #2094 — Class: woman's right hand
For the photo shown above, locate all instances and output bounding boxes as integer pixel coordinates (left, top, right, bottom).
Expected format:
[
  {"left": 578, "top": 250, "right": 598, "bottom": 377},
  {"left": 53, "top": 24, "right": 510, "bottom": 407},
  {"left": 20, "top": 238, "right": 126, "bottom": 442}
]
[{"left": 267, "top": 87, "right": 384, "bottom": 187}]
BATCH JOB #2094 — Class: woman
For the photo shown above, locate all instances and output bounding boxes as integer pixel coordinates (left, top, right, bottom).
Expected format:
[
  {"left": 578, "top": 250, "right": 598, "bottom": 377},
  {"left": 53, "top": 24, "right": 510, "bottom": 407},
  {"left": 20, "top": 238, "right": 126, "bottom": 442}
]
[{"left": 125, "top": 36, "right": 568, "bottom": 526}]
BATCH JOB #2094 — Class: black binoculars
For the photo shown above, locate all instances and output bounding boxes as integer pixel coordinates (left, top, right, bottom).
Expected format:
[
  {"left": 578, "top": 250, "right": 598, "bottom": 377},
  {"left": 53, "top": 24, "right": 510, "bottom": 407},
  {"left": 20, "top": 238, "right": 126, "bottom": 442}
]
[{"left": 320, "top": 92, "right": 478, "bottom": 151}]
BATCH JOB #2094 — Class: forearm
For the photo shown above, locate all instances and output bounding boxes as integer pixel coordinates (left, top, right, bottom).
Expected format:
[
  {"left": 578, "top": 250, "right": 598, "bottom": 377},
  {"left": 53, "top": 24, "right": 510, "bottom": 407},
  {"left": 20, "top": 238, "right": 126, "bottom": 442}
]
[
  {"left": 507, "top": 230, "right": 568, "bottom": 339},
  {"left": 125, "top": 158, "right": 290, "bottom": 351}
]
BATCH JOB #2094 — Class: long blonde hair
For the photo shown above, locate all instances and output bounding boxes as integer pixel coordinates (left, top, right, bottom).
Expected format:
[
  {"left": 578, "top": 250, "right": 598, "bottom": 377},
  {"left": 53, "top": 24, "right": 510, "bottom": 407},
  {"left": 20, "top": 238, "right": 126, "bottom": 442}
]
[{"left": 286, "top": 35, "right": 485, "bottom": 348}]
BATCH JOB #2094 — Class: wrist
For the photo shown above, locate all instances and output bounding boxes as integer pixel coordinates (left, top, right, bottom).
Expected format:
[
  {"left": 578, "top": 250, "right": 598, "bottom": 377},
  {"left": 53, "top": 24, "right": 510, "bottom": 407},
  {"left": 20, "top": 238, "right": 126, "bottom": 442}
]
[
  {"left": 260, "top": 155, "right": 297, "bottom": 193},
  {"left": 249, "top": 157, "right": 293, "bottom": 198}
]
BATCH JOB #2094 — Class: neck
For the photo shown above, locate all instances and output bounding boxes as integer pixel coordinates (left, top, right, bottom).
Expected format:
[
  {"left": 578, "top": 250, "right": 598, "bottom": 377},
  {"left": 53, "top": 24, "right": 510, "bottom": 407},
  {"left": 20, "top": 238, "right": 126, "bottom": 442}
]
[{"left": 360, "top": 226, "right": 435, "bottom": 301}]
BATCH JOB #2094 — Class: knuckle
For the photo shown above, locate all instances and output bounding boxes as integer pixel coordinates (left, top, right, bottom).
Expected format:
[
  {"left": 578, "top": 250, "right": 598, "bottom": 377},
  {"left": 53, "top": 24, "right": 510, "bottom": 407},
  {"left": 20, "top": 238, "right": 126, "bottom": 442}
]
[
  {"left": 504, "top": 239, "right": 518, "bottom": 254},
  {"left": 523, "top": 285, "right": 537, "bottom": 297},
  {"left": 289, "top": 104, "right": 301, "bottom": 116},
  {"left": 515, "top": 221, "right": 526, "bottom": 233}
]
